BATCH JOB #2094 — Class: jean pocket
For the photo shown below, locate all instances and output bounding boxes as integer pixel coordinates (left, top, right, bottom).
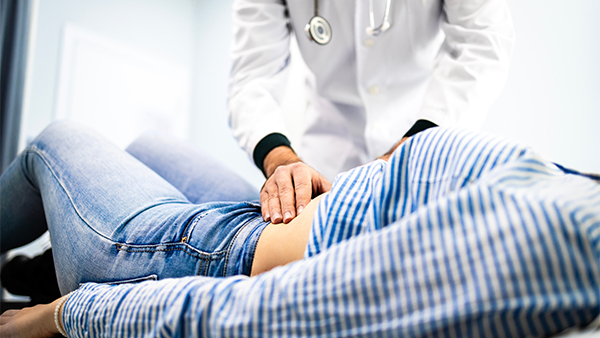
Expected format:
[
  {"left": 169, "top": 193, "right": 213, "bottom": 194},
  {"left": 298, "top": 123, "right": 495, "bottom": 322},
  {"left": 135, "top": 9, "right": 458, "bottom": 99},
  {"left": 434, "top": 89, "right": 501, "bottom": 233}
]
[
  {"left": 114, "top": 242, "right": 223, "bottom": 277},
  {"left": 79, "top": 274, "right": 158, "bottom": 288},
  {"left": 115, "top": 242, "right": 217, "bottom": 260}
]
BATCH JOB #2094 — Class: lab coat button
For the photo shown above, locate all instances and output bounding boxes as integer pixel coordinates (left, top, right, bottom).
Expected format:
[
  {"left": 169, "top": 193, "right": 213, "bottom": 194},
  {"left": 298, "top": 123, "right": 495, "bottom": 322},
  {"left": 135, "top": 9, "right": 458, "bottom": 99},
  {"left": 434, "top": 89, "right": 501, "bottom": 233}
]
[
  {"left": 368, "top": 85, "right": 380, "bottom": 95},
  {"left": 363, "top": 38, "right": 375, "bottom": 48}
]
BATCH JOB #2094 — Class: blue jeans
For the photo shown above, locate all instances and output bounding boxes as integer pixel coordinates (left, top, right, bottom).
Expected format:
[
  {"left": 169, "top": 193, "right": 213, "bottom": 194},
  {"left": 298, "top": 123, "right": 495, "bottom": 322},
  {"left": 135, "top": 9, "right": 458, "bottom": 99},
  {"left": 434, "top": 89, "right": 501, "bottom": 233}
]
[
  {"left": 125, "top": 130, "right": 258, "bottom": 204},
  {"left": 0, "top": 122, "right": 265, "bottom": 294}
]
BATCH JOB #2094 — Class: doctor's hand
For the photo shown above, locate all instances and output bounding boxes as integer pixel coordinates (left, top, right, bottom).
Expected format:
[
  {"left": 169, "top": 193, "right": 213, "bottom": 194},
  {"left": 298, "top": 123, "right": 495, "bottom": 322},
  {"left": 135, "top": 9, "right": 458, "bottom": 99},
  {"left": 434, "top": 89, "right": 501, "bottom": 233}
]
[{"left": 261, "top": 146, "right": 331, "bottom": 224}]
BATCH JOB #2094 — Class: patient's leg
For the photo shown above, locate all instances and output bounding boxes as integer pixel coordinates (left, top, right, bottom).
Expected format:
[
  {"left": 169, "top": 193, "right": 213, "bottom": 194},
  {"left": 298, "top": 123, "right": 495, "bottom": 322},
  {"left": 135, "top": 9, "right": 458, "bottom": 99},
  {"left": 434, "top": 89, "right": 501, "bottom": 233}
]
[
  {"left": 126, "top": 131, "right": 258, "bottom": 204},
  {"left": 0, "top": 122, "right": 207, "bottom": 293}
]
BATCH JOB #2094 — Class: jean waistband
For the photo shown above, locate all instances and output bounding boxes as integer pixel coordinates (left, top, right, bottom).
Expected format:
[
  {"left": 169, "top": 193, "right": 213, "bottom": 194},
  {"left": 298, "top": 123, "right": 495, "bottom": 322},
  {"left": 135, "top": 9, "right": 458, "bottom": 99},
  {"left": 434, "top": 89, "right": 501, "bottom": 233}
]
[{"left": 225, "top": 216, "right": 269, "bottom": 277}]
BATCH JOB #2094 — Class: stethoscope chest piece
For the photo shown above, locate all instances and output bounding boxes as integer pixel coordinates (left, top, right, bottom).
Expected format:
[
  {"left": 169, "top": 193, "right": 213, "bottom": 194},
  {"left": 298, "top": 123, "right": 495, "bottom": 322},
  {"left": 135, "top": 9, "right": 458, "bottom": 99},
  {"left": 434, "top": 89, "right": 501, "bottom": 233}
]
[{"left": 305, "top": 15, "right": 332, "bottom": 45}]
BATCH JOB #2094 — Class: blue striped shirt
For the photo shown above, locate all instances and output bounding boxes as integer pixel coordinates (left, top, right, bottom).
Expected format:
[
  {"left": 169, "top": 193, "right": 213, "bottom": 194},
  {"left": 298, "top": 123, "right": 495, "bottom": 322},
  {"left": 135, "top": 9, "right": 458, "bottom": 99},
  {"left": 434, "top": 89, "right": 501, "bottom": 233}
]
[{"left": 63, "top": 128, "right": 600, "bottom": 337}]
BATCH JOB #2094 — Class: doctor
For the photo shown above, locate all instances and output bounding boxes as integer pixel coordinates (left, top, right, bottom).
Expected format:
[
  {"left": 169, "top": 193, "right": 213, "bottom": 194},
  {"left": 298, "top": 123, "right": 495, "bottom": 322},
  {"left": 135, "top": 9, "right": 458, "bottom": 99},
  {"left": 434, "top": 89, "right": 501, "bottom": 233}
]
[{"left": 228, "top": 0, "right": 515, "bottom": 224}]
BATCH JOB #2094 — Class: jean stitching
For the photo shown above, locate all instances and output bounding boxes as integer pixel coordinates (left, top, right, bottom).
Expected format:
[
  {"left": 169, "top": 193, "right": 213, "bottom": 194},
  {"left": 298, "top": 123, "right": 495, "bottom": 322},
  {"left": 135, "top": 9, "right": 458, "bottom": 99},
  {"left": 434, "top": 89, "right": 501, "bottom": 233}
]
[
  {"left": 23, "top": 147, "right": 115, "bottom": 242},
  {"left": 223, "top": 218, "right": 254, "bottom": 276},
  {"left": 103, "top": 274, "right": 158, "bottom": 285},
  {"left": 182, "top": 212, "right": 207, "bottom": 240},
  {"left": 24, "top": 147, "right": 192, "bottom": 244},
  {"left": 79, "top": 274, "right": 159, "bottom": 288},
  {"left": 197, "top": 258, "right": 209, "bottom": 276},
  {"left": 184, "top": 213, "right": 204, "bottom": 240},
  {"left": 115, "top": 242, "right": 226, "bottom": 260}
]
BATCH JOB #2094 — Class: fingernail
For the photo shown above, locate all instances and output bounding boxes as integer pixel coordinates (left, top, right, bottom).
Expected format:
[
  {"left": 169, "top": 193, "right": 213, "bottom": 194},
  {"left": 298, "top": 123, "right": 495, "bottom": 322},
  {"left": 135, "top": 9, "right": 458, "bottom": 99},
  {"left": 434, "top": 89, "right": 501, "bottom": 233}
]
[
  {"left": 265, "top": 213, "right": 270, "bottom": 221},
  {"left": 272, "top": 212, "right": 281, "bottom": 221},
  {"left": 297, "top": 206, "right": 304, "bottom": 214},
  {"left": 284, "top": 211, "right": 292, "bottom": 221}
]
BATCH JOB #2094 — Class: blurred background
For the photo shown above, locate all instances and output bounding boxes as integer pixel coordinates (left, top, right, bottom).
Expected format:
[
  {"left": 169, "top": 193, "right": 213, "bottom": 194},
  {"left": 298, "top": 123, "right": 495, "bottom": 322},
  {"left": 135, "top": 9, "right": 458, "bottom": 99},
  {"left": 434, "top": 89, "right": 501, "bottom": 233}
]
[{"left": 1, "top": 0, "right": 599, "bottom": 302}]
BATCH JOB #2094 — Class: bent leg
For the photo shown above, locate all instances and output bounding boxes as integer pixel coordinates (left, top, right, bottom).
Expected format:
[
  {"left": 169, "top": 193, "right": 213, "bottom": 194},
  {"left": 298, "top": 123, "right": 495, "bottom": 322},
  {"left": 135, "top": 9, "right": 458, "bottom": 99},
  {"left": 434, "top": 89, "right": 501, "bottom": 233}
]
[
  {"left": 1, "top": 161, "right": 48, "bottom": 251},
  {"left": 126, "top": 131, "right": 259, "bottom": 204},
  {"left": 1, "top": 122, "right": 204, "bottom": 293}
]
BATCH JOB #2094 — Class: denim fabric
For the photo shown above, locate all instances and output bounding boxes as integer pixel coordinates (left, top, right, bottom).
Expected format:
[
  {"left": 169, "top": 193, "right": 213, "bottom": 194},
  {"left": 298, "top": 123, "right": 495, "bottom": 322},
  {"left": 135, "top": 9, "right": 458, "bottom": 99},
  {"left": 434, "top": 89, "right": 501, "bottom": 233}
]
[
  {"left": 125, "top": 131, "right": 259, "bottom": 204},
  {"left": 0, "top": 121, "right": 268, "bottom": 294}
]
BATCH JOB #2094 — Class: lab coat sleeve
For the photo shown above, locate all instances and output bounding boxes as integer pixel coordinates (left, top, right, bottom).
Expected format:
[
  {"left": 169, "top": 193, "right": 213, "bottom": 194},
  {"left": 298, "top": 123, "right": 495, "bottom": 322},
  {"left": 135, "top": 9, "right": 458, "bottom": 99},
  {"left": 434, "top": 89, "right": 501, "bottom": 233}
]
[
  {"left": 228, "top": 0, "right": 292, "bottom": 159},
  {"left": 417, "top": 0, "right": 515, "bottom": 129}
]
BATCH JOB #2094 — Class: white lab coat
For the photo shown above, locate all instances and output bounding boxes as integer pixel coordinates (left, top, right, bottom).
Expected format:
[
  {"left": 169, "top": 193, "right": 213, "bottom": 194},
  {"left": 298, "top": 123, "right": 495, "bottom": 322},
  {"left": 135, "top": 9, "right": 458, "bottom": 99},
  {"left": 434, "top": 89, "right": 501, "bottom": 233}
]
[{"left": 228, "top": 0, "right": 515, "bottom": 181}]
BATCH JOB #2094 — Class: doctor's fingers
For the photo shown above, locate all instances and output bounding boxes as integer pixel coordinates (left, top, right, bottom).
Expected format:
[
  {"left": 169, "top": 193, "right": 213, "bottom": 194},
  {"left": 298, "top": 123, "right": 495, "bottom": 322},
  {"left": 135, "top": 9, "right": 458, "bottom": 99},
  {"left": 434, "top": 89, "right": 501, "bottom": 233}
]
[
  {"left": 289, "top": 165, "right": 320, "bottom": 215},
  {"left": 313, "top": 175, "right": 332, "bottom": 196},
  {"left": 278, "top": 162, "right": 328, "bottom": 222},
  {"left": 260, "top": 184, "right": 287, "bottom": 224},
  {"left": 260, "top": 162, "right": 325, "bottom": 224},
  {"left": 260, "top": 175, "right": 288, "bottom": 224},
  {"left": 268, "top": 167, "right": 298, "bottom": 224},
  {"left": 259, "top": 187, "right": 271, "bottom": 222}
]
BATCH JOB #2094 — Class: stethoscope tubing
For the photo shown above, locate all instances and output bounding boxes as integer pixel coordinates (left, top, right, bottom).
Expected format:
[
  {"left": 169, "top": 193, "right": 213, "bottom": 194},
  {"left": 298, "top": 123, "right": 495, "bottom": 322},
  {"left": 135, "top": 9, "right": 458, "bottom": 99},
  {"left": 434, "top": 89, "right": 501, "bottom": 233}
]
[
  {"left": 307, "top": 0, "right": 393, "bottom": 45},
  {"left": 367, "top": 0, "right": 392, "bottom": 36}
]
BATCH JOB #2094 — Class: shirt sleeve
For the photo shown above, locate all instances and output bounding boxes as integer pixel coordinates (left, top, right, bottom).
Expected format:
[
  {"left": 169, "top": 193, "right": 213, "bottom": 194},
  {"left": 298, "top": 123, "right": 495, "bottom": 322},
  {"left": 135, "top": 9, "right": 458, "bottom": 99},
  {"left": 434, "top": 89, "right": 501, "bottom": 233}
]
[
  {"left": 228, "top": 0, "right": 293, "bottom": 160},
  {"left": 60, "top": 131, "right": 600, "bottom": 338},
  {"left": 253, "top": 132, "right": 292, "bottom": 176},
  {"left": 417, "top": 0, "right": 516, "bottom": 129}
]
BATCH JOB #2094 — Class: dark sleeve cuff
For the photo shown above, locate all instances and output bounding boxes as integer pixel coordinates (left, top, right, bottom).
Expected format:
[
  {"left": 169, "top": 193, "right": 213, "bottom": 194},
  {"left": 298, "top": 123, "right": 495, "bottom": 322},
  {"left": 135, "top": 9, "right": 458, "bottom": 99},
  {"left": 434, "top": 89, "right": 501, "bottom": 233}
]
[
  {"left": 253, "top": 133, "right": 292, "bottom": 176},
  {"left": 402, "top": 119, "right": 438, "bottom": 138}
]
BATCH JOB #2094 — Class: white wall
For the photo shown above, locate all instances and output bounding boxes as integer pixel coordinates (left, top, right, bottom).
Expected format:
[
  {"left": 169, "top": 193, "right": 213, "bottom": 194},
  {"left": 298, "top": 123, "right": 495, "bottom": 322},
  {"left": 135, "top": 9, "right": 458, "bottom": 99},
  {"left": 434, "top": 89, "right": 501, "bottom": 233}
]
[
  {"left": 19, "top": 0, "right": 266, "bottom": 188},
  {"left": 482, "top": 0, "right": 600, "bottom": 174},
  {"left": 190, "top": 0, "right": 264, "bottom": 188},
  {"left": 22, "top": 0, "right": 597, "bottom": 193},
  {"left": 22, "top": 0, "right": 195, "bottom": 140}
]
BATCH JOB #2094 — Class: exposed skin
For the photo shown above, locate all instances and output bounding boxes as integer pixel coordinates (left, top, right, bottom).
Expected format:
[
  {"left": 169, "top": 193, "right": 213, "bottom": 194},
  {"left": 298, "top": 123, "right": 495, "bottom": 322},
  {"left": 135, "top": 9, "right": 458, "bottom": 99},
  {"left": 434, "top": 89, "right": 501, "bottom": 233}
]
[
  {"left": 251, "top": 193, "right": 325, "bottom": 276},
  {"left": 0, "top": 297, "right": 63, "bottom": 338}
]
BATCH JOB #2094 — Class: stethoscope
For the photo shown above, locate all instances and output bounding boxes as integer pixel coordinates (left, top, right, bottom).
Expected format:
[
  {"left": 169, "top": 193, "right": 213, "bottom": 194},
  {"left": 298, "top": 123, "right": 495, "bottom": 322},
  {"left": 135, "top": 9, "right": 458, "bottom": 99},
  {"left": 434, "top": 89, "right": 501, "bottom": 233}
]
[{"left": 305, "top": 0, "right": 392, "bottom": 45}]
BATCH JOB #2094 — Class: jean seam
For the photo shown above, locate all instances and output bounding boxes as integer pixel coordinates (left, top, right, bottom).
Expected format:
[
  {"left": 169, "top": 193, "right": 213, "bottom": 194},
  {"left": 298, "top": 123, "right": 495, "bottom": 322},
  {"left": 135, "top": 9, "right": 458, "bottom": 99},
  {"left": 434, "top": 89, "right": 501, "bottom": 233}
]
[
  {"left": 114, "top": 201, "right": 190, "bottom": 239},
  {"left": 197, "top": 258, "right": 209, "bottom": 276},
  {"left": 115, "top": 242, "right": 226, "bottom": 260},
  {"left": 181, "top": 215, "right": 199, "bottom": 241},
  {"left": 23, "top": 147, "right": 114, "bottom": 242},
  {"left": 79, "top": 274, "right": 159, "bottom": 287},
  {"left": 223, "top": 218, "right": 254, "bottom": 276},
  {"left": 25, "top": 146, "right": 191, "bottom": 245},
  {"left": 183, "top": 213, "right": 207, "bottom": 241}
]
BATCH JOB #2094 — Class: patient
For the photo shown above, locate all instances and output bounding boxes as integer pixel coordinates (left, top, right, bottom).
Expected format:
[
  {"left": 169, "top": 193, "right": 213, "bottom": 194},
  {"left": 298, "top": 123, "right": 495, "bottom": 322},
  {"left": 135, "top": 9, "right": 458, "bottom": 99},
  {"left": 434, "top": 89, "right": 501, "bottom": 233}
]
[
  {"left": 1, "top": 122, "right": 599, "bottom": 338},
  {"left": 0, "top": 122, "right": 319, "bottom": 291}
]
